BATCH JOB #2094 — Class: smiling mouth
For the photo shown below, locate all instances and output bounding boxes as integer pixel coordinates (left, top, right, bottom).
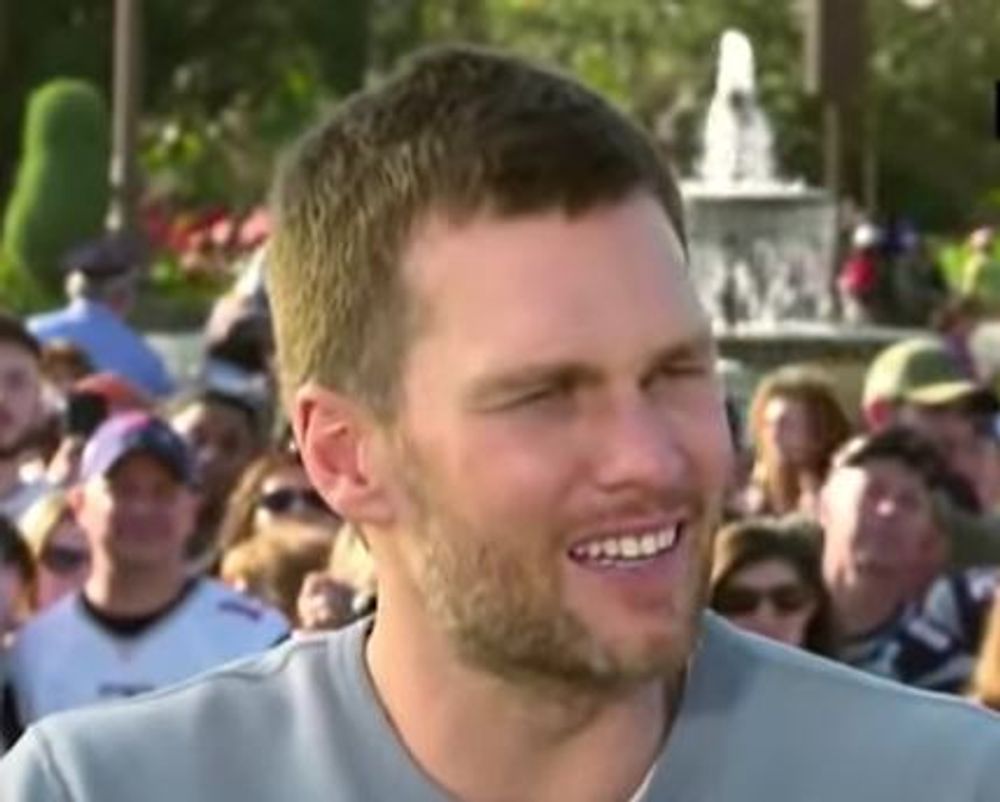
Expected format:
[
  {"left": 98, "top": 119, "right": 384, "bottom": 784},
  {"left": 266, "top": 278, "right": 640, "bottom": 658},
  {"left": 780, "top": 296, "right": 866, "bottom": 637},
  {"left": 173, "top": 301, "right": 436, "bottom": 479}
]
[{"left": 567, "top": 523, "right": 684, "bottom": 569}]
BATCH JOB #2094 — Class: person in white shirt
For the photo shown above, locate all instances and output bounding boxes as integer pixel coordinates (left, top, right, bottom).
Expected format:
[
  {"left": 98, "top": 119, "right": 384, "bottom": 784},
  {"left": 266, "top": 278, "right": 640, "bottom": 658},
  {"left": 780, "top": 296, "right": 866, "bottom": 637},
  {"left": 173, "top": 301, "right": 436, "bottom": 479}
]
[{"left": 8, "top": 411, "right": 287, "bottom": 727}]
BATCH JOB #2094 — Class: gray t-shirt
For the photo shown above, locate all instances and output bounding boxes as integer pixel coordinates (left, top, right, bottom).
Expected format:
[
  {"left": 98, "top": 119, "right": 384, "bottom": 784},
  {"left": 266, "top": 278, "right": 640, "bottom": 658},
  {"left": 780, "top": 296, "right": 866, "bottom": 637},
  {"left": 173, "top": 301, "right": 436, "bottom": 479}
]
[{"left": 2, "top": 613, "right": 999, "bottom": 801}]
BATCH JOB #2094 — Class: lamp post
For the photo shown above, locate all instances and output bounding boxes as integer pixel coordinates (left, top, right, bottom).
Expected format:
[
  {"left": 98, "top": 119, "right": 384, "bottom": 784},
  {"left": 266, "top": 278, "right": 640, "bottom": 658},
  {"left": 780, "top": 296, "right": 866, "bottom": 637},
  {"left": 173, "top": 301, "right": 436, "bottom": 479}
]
[
  {"left": 803, "top": 0, "right": 867, "bottom": 203},
  {"left": 108, "top": 0, "right": 142, "bottom": 236},
  {"left": 804, "top": 0, "right": 944, "bottom": 214}
]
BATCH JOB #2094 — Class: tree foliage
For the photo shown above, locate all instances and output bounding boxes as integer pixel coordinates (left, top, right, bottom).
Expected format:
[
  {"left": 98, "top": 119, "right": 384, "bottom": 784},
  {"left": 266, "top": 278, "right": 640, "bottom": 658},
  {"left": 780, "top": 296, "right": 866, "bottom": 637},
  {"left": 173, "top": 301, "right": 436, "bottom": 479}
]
[
  {"left": 1, "top": 0, "right": 998, "bottom": 234},
  {"left": 2, "top": 79, "right": 110, "bottom": 295}
]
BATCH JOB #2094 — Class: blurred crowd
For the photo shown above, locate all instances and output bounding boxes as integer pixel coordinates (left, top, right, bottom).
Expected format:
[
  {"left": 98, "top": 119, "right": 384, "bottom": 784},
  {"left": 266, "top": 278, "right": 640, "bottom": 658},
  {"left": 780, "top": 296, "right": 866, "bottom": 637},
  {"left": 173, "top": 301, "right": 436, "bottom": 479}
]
[
  {"left": 0, "top": 236, "right": 374, "bottom": 750},
  {"left": 4, "top": 221, "right": 1000, "bottom": 753}
]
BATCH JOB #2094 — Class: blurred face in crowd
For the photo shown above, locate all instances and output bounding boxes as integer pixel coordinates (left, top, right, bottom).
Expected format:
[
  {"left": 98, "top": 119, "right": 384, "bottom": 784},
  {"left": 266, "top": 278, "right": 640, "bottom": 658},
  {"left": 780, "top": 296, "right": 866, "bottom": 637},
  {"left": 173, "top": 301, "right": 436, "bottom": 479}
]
[
  {"left": 761, "top": 395, "right": 816, "bottom": 469},
  {"left": 820, "top": 457, "right": 943, "bottom": 603},
  {"left": 899, "top": 404, "right": 989, "bottom": 506},
  {"left": 35, "top": 512, "right": 90, "bottom": 609},
  {"left": 171, "top": 399, "right": 257, "bottom": 505},
  {"left": 71, "top": 452, "right": 197, "bottom": 573},
  {"left": 255, "top": 463, "right": 337, "bottom": 531},
  {"left": 712, "top": 557, "right": 816, "bottom": 648},
  {"left": 0, "top": 342, "right": 43, "bottom": 460},
  {"left": 307, "top": 195, "right": 733, "bottom": 690}
]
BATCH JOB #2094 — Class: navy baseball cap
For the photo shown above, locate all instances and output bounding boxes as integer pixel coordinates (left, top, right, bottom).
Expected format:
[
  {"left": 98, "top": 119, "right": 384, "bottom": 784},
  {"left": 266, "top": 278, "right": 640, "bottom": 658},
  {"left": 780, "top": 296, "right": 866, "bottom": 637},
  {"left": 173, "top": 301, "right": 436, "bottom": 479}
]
[
  {"left": 61, "top": 235, "right": 142, "bottom": 279},
  {"left": 80, "top": 411, "right": 196, "bottom": 487}
]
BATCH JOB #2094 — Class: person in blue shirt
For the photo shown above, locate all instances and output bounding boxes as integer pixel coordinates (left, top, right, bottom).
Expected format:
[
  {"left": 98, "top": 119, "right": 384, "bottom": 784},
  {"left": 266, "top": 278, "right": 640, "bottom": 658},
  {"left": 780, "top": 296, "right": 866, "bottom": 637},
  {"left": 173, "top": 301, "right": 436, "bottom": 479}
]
[{"left": 27, "top": 236, "right": 175, "bottom": 399}]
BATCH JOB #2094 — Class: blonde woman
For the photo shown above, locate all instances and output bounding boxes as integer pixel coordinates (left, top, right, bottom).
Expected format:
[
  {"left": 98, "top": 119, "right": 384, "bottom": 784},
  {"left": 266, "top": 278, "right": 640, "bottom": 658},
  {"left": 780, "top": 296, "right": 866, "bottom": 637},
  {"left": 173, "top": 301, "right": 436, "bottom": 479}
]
[
  {"left": 741, "top": 366, "right": 853, "bottom": 518},
  {"left": 18, "top": 491, "right": 89, "bottom": 611}
]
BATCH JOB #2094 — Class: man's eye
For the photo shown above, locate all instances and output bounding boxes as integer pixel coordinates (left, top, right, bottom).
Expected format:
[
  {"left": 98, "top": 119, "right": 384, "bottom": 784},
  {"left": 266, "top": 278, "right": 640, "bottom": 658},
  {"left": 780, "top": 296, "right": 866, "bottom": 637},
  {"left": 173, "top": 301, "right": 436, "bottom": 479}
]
[
  {"left": 648, "top": 361, "right": 709, "bottom": 387},
  {"left": 667, "top": 360, "right": 710, "bottom": 376},
  {"left": 509, "top": 384, "right": 570, "bottom": 408}
]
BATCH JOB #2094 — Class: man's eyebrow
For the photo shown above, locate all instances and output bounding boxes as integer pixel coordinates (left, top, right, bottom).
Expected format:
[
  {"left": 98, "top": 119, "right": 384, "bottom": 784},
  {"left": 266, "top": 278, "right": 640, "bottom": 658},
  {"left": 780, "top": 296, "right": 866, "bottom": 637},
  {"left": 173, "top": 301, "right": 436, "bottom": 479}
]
[
  {"left": 643, "top": 328, "right": 717, "bottom": 370},
  {"left": 464, "top": 362, "right": 601, "bottom": 408},
  {"left": 464, "top": 328, "right": 717, "bottom": 408}
]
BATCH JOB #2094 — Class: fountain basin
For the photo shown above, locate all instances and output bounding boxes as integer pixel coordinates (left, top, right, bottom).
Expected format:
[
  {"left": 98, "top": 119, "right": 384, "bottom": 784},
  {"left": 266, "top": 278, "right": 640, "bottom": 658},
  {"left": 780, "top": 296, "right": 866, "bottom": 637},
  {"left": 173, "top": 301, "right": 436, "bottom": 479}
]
[{"left": 683, "top": 182, "right": 839, "bottom": 328}]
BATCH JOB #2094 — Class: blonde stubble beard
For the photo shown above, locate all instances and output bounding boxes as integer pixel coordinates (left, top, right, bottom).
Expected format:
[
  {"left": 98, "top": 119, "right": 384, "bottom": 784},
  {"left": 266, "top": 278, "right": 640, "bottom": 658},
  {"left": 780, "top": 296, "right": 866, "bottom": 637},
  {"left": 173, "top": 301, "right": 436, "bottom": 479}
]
[{"left": 395, "top": 436, "right": 719, "bottom": 703}]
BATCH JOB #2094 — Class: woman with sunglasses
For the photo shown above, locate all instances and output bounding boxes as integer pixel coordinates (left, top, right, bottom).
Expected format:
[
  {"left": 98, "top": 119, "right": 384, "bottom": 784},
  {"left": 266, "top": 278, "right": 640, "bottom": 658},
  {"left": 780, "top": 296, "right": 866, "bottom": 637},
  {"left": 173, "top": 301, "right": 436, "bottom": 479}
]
[
  {"left": 17, "top": 491, "right": 89, "bottom": 611},
  {"left": 710, "top": 516, "right": 838, "bottom": 656},
  {"left": 216, "top": 449, "right": 340, "bottom": 563}
]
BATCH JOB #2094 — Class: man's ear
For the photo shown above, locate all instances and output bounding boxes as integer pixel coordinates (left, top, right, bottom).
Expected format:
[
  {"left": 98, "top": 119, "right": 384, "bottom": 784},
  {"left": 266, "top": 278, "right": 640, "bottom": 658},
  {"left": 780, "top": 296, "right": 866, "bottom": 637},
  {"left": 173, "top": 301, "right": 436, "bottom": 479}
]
[{"left": 293, "top": 383, "right": 396, "bottom": 527}]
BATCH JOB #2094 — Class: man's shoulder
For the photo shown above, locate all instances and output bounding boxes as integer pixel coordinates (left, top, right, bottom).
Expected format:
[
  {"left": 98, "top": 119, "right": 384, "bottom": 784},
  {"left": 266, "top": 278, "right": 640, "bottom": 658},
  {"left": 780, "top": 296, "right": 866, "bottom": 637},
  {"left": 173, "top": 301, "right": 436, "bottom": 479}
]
[
  {"left": 665, "top": 616, "right": 1000, "bottom": 799},
  {"left": 1, "top": 629, "right": 356, "bottom": 798},
  {"left": 703, "top": 613, "right": 1000, "bottom": 743},
  {"left": 53, "top": 629, "right": 334, "bottom": 726},
  {"left": 27, "top": 303, "right": 88, "bottom": 336}
]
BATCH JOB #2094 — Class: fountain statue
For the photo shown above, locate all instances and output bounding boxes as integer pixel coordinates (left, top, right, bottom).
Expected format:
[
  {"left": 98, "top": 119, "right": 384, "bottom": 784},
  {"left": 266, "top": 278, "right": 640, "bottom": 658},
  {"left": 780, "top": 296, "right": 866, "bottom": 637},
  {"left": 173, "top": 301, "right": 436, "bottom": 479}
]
[{"left": 682, "top": 29, "right": 838, "bottom": 331}]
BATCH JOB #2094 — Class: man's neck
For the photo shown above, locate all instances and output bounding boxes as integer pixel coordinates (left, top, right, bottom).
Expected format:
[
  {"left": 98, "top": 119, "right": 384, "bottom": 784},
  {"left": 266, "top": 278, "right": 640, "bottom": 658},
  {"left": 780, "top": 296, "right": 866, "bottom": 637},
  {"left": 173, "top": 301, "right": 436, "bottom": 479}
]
[
  {"left": 84, "top": 562, "right": 188, "bottom": 618},
  {"left": 366, "top": 588, "right": 675, "bottom": 802}
]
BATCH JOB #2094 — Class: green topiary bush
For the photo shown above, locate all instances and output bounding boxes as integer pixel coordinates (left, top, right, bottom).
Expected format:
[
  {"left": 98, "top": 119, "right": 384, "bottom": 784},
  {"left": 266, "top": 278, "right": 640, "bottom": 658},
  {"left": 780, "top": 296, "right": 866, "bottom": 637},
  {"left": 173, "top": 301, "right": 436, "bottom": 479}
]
[{"left": 1, "top": 78, "right": 110, "bottom": 299}]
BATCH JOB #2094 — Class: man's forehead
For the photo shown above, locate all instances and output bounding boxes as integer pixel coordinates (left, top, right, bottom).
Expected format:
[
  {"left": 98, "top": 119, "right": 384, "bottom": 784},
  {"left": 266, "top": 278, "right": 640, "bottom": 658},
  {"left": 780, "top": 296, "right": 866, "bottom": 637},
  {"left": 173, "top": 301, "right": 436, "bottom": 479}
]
[
  {"left": 404, "top": 194, "right": 685, "bottom": 279},
  {"left": 402, "top": 198, "right": 695, "bottom": 331},
  {"left": 843, "top": 456, "right": 928, "bottom": 489}
]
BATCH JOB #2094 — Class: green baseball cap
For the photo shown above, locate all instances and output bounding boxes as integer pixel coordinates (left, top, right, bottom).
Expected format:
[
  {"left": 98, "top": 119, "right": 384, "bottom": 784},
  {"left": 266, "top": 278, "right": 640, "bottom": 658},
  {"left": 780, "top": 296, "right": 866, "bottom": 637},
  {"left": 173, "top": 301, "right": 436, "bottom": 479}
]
[{"left": 862, "top": 337, "right": 997, "bottom": 410}]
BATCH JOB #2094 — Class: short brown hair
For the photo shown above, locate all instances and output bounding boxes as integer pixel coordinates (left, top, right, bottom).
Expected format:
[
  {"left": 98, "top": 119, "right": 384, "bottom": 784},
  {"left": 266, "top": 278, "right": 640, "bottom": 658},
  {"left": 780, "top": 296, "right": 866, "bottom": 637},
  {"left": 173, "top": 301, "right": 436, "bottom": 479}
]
[
  {"left": 268, "top": 45, "right": 686, "bottom": 419},
  {"left": 0, "top": 311, "right": 41, "bottom": 360}
]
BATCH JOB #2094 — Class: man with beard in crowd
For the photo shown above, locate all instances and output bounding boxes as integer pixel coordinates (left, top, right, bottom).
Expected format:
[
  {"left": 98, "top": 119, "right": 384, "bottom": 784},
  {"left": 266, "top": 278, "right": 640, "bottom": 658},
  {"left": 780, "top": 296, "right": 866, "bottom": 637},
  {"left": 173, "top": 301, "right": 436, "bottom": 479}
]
[
  {"left": 0, "top": 315, "right": 48, "bottom": 522},
  {"left": 4, "top": 46, "right": 1000, "bottom": 802}
]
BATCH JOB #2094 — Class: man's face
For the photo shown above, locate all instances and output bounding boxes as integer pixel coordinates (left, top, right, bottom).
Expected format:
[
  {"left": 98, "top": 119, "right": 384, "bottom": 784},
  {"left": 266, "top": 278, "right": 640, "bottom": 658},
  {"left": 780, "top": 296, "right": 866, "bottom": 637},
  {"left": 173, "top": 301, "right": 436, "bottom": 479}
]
[
  {"left": 820, "top": 457, "right": 941, "bottom": 599},
  {"left": 171, "top": 400, "right": 256, "bottom": 504},
  {"left": 899, "top": 404, "right": 982, "bottom": 496},
  {"left": 74, "top": 452, "right": 197, "bottom": 571},
  {"left": 375, "top": 193, "right": 732, "bottom": 690},
  {"left": 0, "top": 342, "right": 43, "bottom": 459}
]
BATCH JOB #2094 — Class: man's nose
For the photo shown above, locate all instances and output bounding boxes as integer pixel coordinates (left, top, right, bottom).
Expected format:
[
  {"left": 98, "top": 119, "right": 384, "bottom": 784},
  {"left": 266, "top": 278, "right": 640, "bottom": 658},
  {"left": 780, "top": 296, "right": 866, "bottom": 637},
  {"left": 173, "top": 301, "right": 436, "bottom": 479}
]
[{"left": 591, "top": 397, "right": 688, "bottom": 494}]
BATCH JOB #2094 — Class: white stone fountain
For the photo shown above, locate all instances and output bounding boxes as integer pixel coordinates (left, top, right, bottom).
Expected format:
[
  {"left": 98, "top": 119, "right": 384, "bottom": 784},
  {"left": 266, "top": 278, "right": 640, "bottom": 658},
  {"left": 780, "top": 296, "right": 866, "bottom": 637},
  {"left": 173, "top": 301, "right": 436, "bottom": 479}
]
[{"left": 682, "top": 29, "right": 838, "bottom": 331}]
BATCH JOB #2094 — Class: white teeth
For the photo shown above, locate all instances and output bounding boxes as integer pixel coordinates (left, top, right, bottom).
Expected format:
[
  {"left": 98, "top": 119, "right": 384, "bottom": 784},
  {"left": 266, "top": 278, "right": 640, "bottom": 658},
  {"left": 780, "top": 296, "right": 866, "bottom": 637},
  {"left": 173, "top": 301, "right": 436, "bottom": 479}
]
[
  {"left": 660, "top": 527, "right": 678, "bottom": 550},
  {"left": 571, "top": 525, "right": 682, "bottom": 564},
  {"left": 620, "top": 536, "right": 640, "bottom": 558}
]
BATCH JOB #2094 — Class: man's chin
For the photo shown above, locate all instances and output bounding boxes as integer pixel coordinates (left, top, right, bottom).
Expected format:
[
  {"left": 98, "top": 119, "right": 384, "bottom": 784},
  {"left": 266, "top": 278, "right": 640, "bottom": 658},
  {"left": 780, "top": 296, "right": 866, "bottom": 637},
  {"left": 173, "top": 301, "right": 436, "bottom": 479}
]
[{"left": 592, "top": 615, "right": 700, "bottom": 682}]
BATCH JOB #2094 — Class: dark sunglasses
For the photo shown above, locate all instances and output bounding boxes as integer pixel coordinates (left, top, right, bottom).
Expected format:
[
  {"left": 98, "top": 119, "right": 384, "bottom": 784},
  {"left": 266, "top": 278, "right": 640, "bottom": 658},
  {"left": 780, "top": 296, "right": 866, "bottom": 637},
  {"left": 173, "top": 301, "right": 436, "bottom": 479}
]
[
  {"left": 40, "top": 544, "right": 90, "bottom": 574},
  {"left": 257, "top": 487, "right": 331, "bottom": 516},
  {"left": 712, "top": 583, "right": 813, "bottom": 617}
]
